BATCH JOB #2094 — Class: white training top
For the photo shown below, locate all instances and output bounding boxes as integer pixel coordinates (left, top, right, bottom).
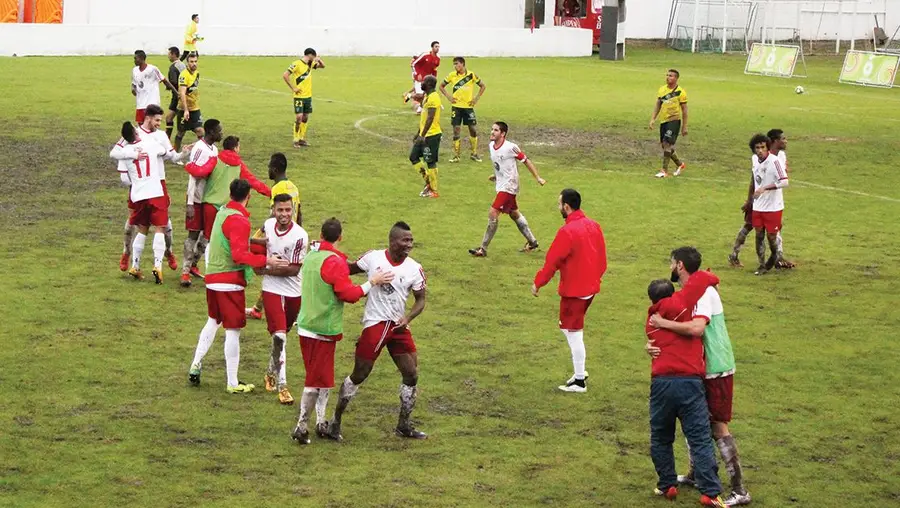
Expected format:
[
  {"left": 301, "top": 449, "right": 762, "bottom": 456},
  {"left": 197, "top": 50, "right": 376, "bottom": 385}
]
[
  {"left": 261, "top": 218, "right": 308, "bottom": 298},
  {"left": 752, "top": 153, "right": 788, "bottom": 212},
  {"left": 489, "top": 140, "right": 528, "bottom": 195},
  {"left": 356, "top": 250, "right": 426, "bottom": 328}
]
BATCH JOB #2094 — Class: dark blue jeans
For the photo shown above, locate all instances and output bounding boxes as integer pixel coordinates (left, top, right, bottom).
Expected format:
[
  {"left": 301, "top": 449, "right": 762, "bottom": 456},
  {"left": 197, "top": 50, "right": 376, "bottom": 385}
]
[{"left": 650, "top": 376, "right": 722, "bottom": 497}]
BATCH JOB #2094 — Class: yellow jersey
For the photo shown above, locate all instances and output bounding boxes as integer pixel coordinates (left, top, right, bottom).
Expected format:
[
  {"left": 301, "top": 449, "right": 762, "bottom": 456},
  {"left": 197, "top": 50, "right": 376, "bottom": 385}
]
[
  {"left": 178, "top": 68, "right": 200, "bottom": 111},
  {"left": 419, "top": 91, "right": 442, "bottom": 137},
  {"left": 442, "top": 70, "right": 483, "bottom": 109},
  {"left": 271, "top": 179, "right": 301, "bottom": 222},
  {"left": 656, "top": 85, "right": 687, "bottom": 122},
  {"left": 287, "top": 59, "right": 316, "bottom": 99},
  {"left": 184, "top": 21, "right": 198, "bottom": 50}
]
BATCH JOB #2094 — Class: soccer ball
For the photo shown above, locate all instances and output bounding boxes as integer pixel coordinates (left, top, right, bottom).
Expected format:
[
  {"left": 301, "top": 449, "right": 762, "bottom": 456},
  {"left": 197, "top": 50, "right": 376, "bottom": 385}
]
[{"left": 794, "top": 86, "right": 805, "bottom": 95}]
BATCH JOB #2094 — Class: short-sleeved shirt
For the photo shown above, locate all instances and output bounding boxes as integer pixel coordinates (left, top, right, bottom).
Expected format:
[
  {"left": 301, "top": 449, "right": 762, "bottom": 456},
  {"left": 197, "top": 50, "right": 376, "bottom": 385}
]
[
  {"left": 442, "top": 70, "right": 483, "bottom": 109},
  {"left": 287, "top": 59, "right": 316, "bottom": 98},
  {"left": 656, "top": 85, "right": 687, "bottom": 123},
  {"left": 693, "top": 287, "right": 736, "bottom": 377},
  {"left": 178, "top": 69, "right": 200, "bottom": 111},
  {"left": 168, "top": 60, "right": 186, "bottom": 95},
  {"left": 125, "top": 139, "right": 166, "bottom": 201},
  {"left": 419, "top": 92, "right": 442, "bottom": 137},
  {"left": 133, "top": 64, "right": 164, "bottom": 109},
  {"left": 356, "top": 250, "right": 426, "bottom": 328},
  {"left": 489, "top": 140, "right": 527, "bottom": 195},
  {"left": 752, "top": 153, "right": 787, "bottom": 212},
  {"left": 262, "top": 218, "right": 308, "bottom": 298}
]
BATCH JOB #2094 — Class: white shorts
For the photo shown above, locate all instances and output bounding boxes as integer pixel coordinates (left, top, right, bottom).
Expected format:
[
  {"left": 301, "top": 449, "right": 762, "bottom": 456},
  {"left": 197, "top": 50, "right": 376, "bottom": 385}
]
[{"left": 413, "top": 81, "right": 423, "bottom": 94}]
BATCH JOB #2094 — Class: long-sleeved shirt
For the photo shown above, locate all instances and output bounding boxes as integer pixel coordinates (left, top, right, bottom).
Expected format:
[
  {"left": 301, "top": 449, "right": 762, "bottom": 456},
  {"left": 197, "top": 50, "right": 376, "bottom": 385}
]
[
  {"left": 204, "top": 201, "right": 268, "bottom": 287},
  {"left": 184, "top": 149, "right": 271, "bottom": 196},
  {"left": 534, "top": 209, "right": 607, "bottom": 297},
  {"left": 646, "top": 271, "right": 720, "bottom": 378}
]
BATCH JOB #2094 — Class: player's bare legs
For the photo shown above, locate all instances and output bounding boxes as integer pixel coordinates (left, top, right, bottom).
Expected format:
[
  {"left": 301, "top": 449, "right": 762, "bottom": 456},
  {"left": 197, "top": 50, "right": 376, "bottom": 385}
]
[
  {"left": 164, "top": 109, "right": 176, "bottom": 139},
  {"left": 753, "top": 228, "right": 778, "bottom": 275},
  {"left": 509, "top": 209, "right": 539, "bottom": 252},
  {"left": 729, "top": 221, "right": 753, "bottom": 268}
]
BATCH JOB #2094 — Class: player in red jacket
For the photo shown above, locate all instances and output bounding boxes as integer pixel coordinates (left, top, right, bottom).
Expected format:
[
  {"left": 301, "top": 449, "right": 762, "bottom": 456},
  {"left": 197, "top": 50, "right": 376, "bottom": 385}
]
[
  {"left": 532, "top": 189, "right": 607, "bottom": 392},
  {"left": 644, "top": 267, "right": 728, "bottom": 507},
  {"left": 403, "top": 41, "right": 440, "bottom": 114}
]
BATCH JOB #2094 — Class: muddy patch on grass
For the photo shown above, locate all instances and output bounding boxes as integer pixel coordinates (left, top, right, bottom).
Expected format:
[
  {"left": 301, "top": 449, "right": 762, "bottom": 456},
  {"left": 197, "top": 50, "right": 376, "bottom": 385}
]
[{"left": 512, "top": 127, "right": 660, "bottom": 165}]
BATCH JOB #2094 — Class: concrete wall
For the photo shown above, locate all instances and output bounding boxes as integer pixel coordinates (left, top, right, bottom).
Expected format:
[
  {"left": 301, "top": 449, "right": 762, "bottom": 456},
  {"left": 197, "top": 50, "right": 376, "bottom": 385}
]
[{"left": 0, "top": 0, "right": 593, "bottom": 56}]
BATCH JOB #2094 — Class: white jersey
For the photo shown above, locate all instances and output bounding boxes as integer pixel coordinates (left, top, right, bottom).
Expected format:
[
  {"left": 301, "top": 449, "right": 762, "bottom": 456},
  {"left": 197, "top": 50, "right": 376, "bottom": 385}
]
[
  {"left": 120, "top": 139, "right": 166, "bottom": 201},
  {"left": 132, "top": 64, "right": 164, "bottom": 109},
  {"left": 752, "top": 153, "right": 787, "bottom": 212},
  {"left": 356, "top": 250, "right": 426, "bottom": 328},
  {"left": 262, "top": 218, "right": 308, "bottom": 297},
  {"left": 489, "top": 140, "right": 527, "bottom": 195},
  {"left": 111, "top": 138, "right": 136, "bottom": 186},
  {"left": 137, "top": 125, "right": 179, "bottom": 180},
  {"left": 186, "top": 140, "right": 217, "bottom": 205}
]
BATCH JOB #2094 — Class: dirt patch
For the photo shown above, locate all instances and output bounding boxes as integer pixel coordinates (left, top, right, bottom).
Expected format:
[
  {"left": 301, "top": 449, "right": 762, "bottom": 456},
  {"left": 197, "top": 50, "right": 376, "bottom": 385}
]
[{"left": 512, "top": 127, "right": 659, "bottom": 165}]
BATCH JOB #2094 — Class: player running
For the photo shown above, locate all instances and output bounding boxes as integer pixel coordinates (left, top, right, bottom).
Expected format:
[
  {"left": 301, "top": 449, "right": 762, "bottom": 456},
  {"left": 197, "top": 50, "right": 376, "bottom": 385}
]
[
  {"left": 289, "top": 219, "right": 393, "bottom": 445},
  {"left": 748, "top": 133, "right": 789, "bottom": 275},
  {"left": 404, "top": 41, "right": 440, "bottom": 114},
  {"left": 110, "top": 122, "right": 168, "bottom": 284},
  {"left": 469, "top": 121, "right": 545, "bottom": 257},
  {"left": 247, "top": 153, "right": 302, "bottom": 319},
  {"left": 648, "top": 247, "right": 751, "bottom": 506},
  {"left": 283, "top": 48, "right": 325, "bottom": 148},
  {"left": 327, "top": 222, "right": 428, "bottom": 441},
  {"left": 532, "top": 189, "right": 607, "bottom": 393},
  {"left": 132, "top": 50, "right": 177, "bottom": 124},
  {"left": 175, "top": 53, "right": 203, "bottom": 152},
  {"left": 439, "top": 57, "right": 486, "bottom": 162},
  {"left": 164, "top": 46, "right": 186, "bottom": 139},
  {"left": 255, "top": 194, "right": 308, "bottom": 405},
  {"left": 409, "top": 75, "right": 442, "bottom": 198},
  {"left": 180, "top": 122, "right": 223, "bottom": 287},
  {"left": 649, "top": 69, "right": 688, "bottom": 178},
  {"left": 188, "top": 179, "right": 289, "bottom": 393}
]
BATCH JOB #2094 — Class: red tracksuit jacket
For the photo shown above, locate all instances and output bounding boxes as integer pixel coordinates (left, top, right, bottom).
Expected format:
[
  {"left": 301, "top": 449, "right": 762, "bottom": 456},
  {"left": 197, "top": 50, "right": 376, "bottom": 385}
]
[{"left": 534, "top": 210, "right": 607, "bottom": 297}]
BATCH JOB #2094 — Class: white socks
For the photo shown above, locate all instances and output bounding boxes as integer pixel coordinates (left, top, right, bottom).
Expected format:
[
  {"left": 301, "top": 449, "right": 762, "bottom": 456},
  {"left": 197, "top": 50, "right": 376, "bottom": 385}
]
[
  {"left": 275, "top": 332, "right": 287, "bottom": 386},
  {"left": 315, "top": 389, "right": 330, "bottom": 424},
  {"left": 224, "top": 328, "right": 241, "bottom": 388},
  {"left": 562, "top": 329, "right": 586, "bottom": 380},
  {"left": 131, "top": 233, "right": 146, "bottom": 269},
  {"left": 165, "top": 219, "right": 173, "bottom": 254},
  {"left": 191, "top": 318, "right": 220, "bottom": 367},
  {"left": 152, "top": 232, "right": 166, "bottom": 270}
]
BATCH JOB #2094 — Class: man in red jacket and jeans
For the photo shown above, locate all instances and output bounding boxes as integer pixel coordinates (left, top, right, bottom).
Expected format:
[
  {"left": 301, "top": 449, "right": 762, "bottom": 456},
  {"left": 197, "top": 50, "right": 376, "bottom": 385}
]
[
  {"left": 645, "top": 265, "right": 727, "bottom": 507},
  {"left": 532, "top": 188, "right": 607, "bottom": 393}
]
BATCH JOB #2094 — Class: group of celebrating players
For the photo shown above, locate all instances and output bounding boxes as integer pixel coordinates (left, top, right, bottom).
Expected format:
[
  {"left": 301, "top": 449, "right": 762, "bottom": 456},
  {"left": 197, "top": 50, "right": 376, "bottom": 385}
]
[{"left": 109, "top": 36, "right": 805, "bottom": 506}]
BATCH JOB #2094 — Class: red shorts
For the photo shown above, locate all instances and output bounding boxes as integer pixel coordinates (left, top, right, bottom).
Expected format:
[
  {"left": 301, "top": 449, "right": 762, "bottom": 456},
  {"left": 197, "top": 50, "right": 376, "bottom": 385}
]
[
  {"left": 185, "top": 203, "right": 204, "bottom": 231},
  {"left": 751, "top": 210, "right": 783, "bottom": 234},
  {"left": 704, "top": 375, "right": 734, "bottom": 423},
  {"left": 129, "top": 196, "right": 169, "bottom": 227},
  {"left": 262, "top": 291, "right": 301, "bottom": 334},
  {"left": 491, "top": 192, "right": 519, "bottom": 214},
  {"left": 356, "top": 322, "right": 417, "bottom": 362},
  {"left": 206, "top": 289, "right": 246, "bottom": 329},
  {"left": 202, "top": 203, "right": 219, "bottom": 240},
  {"left": 135, "top": 109, "right": 146, "bottom": 123},
  {"left": 299, "top": 336, "right": 337, "bottom": 388},
  {"left": 559, "top": 295, "right": 594, "bottom": 330}
]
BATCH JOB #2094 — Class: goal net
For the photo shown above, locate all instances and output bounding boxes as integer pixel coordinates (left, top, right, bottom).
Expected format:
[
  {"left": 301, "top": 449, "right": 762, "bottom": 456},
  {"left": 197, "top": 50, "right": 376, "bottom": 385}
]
[{"left": 667, "top": 0, "right": 758, "bottom": 53}]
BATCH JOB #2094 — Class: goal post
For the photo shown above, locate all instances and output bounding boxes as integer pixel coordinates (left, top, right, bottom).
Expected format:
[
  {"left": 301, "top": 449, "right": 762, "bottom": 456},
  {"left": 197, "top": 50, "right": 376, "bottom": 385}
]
[{"left": 667, "top": 0, "right": 757, "bottom": 53}]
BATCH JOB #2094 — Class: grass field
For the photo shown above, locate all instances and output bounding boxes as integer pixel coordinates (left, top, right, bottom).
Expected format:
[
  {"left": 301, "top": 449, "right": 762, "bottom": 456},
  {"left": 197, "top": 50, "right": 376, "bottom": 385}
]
[{"left": 1, "top": 47, "right": 899, "bottom": 507}]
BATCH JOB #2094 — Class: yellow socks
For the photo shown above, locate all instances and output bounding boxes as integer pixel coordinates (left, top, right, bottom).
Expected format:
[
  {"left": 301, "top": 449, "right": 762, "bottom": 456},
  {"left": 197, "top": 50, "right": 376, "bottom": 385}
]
[
  {"left": 470, "top": 136, "right": 478, "bottom": 154},
  {"left": 293, "top": 122, "right": 302, "bottom": 142},
  {"left": 299, "top": 122, "right": 309, "bottom": 141},
  {"left": 453, "top": 138, "right": 461, "bottom": 156},
  {"left": 426, "top": 167, "right": 439, "bottom": 192}
]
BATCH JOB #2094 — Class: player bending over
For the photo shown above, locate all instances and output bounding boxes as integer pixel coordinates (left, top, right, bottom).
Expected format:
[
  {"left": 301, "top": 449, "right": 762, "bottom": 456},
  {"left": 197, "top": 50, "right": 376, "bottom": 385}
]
[
  {"left": 469, "top": 121, "right": 545, "bottom": 257},
  {"left": 649, "top": 69, "right": 688, "bottom": 178},
  {"left": 283, "top": 48, "right": 325, "bottom": 148},
  {"left": 327, "top": 221, "right": 429, "bottom": 441}
]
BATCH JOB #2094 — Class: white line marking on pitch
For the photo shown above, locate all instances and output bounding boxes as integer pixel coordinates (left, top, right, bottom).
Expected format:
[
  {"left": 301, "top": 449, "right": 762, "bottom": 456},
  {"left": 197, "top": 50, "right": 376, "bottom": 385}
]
[{"left": 210, "top": 77, "right": 900, "bottom": 204}]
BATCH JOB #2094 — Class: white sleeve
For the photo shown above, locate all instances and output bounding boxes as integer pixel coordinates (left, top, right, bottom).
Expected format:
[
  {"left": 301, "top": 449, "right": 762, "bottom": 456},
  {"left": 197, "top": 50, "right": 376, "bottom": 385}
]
[
  {"left": 186, "top": 176, "right": 196, "bottom": 205},
  {"left": 290, "top": 233, "right": 308, "bottom": 265},
  {"left": 692, "top": 289, "right": 713, "bottom": 323},
  {"left": 110, "top": 143, "right": 138, "bottom": 161},
  {"left": 355, "top": 251, "right": 373, "bottom": 271},
  {"left": 411, "top": 264, "right": 426, "bottom": 291}
]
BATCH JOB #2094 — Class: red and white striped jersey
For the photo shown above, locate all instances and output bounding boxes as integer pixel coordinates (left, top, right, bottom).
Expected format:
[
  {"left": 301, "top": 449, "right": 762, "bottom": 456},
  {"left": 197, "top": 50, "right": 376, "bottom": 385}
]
[{"left": 752, "top": 153, "right": 788, "bottom": 212}]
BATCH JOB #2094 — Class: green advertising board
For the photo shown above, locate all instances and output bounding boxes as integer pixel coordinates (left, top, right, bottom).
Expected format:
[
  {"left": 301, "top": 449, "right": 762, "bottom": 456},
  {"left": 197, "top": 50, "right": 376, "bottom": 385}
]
[
  {"left": 745, "top": 44, "right": 800, "bottom": 78},
  {"left": 839, "top": 51, "right": 899, "bottom": 88}
]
